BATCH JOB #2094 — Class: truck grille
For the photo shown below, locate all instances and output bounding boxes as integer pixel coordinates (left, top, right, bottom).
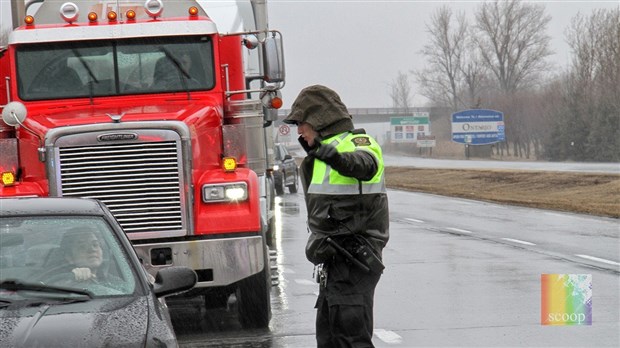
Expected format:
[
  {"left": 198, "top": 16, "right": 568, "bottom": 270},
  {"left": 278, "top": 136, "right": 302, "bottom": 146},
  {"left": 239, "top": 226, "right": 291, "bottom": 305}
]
[{"left": 58, "top": 141, "right": 184, "bottom": 233}]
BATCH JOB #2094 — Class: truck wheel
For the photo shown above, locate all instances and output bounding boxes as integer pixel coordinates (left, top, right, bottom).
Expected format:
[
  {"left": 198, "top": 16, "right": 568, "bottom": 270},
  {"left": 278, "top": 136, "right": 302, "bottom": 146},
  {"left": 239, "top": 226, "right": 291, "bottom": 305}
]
[
  {"left": 237, "top": 268, "right": 271, "bottom": 329},
  {"left": 265, "top": 176, "right": 276, "bottom": 248},
  {"left": 266, "top": 215, "right": 276, "bottom": 248}
]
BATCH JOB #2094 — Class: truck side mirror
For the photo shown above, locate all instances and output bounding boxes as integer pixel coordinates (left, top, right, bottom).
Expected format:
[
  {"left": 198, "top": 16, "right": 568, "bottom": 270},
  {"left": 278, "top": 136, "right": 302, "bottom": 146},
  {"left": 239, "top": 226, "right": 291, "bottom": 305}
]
[
  {"left": 2, "top": 102, "right": 28, "bottom": 127},
  {"left": 263, "top": 31, "right": 285, "bottom": 83}
]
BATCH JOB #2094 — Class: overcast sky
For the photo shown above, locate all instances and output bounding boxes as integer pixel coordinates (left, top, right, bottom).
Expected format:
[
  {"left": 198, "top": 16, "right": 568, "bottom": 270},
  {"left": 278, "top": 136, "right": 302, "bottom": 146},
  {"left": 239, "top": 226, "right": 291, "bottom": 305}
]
[
  {"left": 2, "top": 1, "right": 618, "bottom": 109},
  {"left": 267, "top": 0, "right": 619, "bottom": 109}
]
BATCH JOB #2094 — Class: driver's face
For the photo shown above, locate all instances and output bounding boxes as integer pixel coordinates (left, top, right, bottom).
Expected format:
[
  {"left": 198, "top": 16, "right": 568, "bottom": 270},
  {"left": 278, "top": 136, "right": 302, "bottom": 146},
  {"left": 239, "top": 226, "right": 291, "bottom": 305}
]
[{"left": 67, "top": 233, "right": 103, "bottom": 268}]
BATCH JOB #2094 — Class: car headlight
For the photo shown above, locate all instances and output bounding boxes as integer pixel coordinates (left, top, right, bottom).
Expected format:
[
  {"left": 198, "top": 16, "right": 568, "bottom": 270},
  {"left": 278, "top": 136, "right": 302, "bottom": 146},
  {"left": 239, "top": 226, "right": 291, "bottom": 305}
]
[{"left": 202, "top": 182, "right": 248, "bottom": 203}]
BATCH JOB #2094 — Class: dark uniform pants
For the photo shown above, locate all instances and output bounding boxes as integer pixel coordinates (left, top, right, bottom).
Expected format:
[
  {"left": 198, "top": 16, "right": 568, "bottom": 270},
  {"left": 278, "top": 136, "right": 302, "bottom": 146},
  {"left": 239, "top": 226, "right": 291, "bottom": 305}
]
[{"left": 315, "top": 255, "right": 382, "bottom": 348}]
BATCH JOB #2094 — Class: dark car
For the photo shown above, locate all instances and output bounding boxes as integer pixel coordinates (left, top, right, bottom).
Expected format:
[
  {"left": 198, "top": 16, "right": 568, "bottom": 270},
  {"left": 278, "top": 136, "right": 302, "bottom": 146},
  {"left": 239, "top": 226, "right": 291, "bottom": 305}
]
[
  {"left": 0, "top": 198, "right": 197, "bottom": 347},
  {"left": 272, "top": 143, "right": 299, "bottom": 195}
]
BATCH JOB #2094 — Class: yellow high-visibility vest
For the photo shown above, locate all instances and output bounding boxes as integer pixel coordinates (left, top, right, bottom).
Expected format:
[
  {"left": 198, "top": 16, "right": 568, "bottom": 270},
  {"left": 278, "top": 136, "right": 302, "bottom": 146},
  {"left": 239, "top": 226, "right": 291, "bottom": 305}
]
[{"left": 308, "top": 132, "right": 386, "bottom": 195}]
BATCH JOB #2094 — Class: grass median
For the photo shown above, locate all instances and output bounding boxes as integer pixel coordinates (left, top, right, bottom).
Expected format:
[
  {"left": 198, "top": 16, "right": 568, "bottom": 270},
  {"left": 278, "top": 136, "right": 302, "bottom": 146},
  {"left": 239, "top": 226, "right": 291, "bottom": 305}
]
[{"left": 385, "top": 167, "right": 620, "bottom": 218}]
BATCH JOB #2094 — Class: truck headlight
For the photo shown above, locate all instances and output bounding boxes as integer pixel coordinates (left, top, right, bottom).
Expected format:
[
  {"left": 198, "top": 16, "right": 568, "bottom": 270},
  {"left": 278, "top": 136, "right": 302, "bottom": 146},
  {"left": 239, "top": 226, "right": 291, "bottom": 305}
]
[{"left": 202, "top": 182, "right": 248, "bottom": 203}]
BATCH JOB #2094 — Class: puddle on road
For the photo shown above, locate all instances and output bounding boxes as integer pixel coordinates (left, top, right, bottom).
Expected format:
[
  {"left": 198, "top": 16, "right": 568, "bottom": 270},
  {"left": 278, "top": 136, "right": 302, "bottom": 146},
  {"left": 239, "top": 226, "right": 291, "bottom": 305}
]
[{"left": 278, "top": 202, "right": 300, "bottom": 215}]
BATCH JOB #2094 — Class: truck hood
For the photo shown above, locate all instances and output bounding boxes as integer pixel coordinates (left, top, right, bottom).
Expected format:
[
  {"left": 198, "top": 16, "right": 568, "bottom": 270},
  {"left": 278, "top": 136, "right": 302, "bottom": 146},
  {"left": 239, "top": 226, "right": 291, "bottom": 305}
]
[{"left": 24, "top": 99, "right": 222, "bottom": 135}]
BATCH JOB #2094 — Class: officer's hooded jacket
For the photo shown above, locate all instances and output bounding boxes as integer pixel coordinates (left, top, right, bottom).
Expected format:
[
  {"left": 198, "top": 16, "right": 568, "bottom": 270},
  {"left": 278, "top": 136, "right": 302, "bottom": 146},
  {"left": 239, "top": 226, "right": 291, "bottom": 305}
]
[{"left": 284, "top": 85, "right": 389, "bottom": 260}]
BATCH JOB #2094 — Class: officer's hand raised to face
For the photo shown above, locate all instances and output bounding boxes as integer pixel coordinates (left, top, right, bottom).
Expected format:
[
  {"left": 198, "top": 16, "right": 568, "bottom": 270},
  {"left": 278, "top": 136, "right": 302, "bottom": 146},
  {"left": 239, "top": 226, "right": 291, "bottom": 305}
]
[{"left": 310, "top": 141, "right": 341, "bottom": 167}]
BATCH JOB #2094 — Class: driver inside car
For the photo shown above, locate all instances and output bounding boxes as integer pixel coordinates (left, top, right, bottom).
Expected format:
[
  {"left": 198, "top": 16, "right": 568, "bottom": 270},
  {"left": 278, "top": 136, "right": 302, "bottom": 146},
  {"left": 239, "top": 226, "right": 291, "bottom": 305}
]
[
  {"left": 61, "top": 229, "right": 104, "bottom": 282},
  {"left": 44, "top": 227, "right": 124, "bottom": 290},
  {"left": 32, "top": 227, "right": 130, "bottom": 296}
]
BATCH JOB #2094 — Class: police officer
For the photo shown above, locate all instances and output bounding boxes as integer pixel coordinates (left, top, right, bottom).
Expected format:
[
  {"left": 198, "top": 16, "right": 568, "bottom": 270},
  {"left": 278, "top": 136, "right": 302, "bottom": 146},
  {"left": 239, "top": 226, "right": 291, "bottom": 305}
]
[{"left": 283, "top": 85, "right": 389, "bottom": 347}]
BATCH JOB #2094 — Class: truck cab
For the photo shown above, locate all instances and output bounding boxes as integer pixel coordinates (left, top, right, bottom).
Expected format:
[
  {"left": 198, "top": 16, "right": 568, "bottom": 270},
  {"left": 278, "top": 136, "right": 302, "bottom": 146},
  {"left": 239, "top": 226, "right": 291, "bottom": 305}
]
[{"left": 0, "top": 0, "right": 284, "bottom": 329}]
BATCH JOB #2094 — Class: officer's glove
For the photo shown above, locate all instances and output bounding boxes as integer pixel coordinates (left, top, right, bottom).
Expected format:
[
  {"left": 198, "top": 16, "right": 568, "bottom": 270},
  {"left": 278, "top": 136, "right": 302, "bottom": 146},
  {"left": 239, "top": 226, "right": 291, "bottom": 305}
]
[{"left": 310, "top": 142, "right": 341, "bottom": 167}]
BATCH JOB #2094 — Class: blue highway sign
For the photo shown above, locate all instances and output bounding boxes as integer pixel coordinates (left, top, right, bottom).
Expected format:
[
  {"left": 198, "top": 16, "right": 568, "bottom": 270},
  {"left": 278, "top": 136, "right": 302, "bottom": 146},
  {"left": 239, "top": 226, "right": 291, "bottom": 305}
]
[{"left": 451, "top": 109, "right": 504, "bottom": 145}]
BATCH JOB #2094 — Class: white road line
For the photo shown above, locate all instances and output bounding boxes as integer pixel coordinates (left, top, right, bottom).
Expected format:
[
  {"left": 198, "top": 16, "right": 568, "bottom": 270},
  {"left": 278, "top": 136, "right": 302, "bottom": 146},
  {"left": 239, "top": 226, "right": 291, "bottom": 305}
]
[
  {"left": 294, "top": 279, "right": 317, "bottom": 286},
  {"left": 544, "top": 212, "right": 569, "bottom": 218},
  {"left": 374, "top": 329, "right": 403, "bottom": 344},
  {"left": 453, "top": 200, "right": 475, "bottom": 205},
  {"left": 405, "top": 218, "right": 424, "bottom": 223},
  {"left": 501, "top": 238, "right": 536, "bottom": 246},
  {"left": 446, "top": 227, "right": 473, "bottom": 234},
  {"left": 575, "top": 254, "right": 620, "bottom": 266}
]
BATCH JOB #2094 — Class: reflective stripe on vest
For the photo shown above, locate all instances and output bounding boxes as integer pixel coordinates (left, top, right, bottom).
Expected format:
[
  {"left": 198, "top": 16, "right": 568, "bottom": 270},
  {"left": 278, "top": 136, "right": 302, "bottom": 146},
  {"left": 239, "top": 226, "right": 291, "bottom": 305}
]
[{"left": 308, "top": 132, "right": 386, "bottom": 195}]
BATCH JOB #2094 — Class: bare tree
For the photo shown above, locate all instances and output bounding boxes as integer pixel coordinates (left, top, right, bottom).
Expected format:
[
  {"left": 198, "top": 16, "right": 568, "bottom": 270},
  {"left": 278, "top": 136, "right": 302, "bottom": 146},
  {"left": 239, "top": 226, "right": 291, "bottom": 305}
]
[
  {"left": 561, "top": 8, "right": 620, "bottom": 161},
  {"left": 460, "top": 36, "right": 489, "bottom": 109},
  {"left": 473, "top": 0, "right": 553, "bottom": 93},
  {"left": 566, "top": 9, "right": 620, "bottom": 110},
  {"left": 388, "top": 70, "right": 413, "bottom": 111},
  {"left": 415, "top": 6, "right": 468, "bottom": 111}
]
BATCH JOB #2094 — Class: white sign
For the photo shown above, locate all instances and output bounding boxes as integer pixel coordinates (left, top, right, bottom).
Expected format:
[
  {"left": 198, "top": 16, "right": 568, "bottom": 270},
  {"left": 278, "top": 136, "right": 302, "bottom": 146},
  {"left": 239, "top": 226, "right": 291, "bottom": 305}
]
[
  {"left": 276, "top": 124, "right": 294, "bottom": 143},
  {"left": 416, "top": 135, "right": 436, "bottom": 147},
  {"left": 278, "top": 124, "right": 291, "bottom": 136}
]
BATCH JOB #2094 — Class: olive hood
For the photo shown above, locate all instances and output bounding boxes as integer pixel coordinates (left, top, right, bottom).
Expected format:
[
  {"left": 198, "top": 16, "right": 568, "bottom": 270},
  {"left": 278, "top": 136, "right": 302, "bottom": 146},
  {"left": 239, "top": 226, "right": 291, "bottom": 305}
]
[{"left": 283, "top": 85, "right": 354, "bottom": 138}]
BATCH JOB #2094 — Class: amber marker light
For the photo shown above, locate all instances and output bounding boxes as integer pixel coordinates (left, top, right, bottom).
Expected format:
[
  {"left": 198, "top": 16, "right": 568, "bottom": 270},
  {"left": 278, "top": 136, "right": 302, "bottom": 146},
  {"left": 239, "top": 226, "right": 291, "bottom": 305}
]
[
  {"left": 126, "top": 10, "right": 136, "bottom": 20},
  {"left": 88, "top": 12, "right": 98, "bottom": 22},
  {"left": 107, "top": 11, "right": 117, "bottom": 21},
  {"left": 222, "top": 157, "right": 237, "bottom": 172},
  {"left": 271, "top": 97, "right": 283, "bottom": 109},
  {"left": 1, "top": 171, "right": 16, "bottom": 186},
  {"left": 24, "top": 15, "right": 35, "bottom": 25},
  {"left": 188, "top": 6, "right": 199, "bottom": 16}
]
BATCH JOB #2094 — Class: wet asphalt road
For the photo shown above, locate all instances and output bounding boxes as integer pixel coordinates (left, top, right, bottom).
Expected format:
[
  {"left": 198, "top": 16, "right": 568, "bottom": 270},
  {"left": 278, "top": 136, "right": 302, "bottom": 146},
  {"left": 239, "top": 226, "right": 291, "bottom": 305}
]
[{"left": 172, "top": 189, "right": 619, "bottom": 347}]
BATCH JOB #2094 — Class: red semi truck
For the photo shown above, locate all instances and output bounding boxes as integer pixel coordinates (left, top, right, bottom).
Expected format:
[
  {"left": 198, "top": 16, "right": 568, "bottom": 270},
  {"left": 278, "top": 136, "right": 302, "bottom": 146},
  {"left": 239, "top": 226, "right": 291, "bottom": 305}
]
[{"left": 0, "top": 0, "right": 285, "bottom": 328}]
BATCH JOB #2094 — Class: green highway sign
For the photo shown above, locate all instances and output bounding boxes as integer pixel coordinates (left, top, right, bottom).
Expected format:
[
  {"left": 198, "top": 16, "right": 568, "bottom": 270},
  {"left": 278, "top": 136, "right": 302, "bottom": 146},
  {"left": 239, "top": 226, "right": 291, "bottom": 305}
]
[
  {"left": 390, "top": 116, "right": 429, "bottom": 125},
  {"left": 390, "top": 114, "right": 431, "bottom": 143}
]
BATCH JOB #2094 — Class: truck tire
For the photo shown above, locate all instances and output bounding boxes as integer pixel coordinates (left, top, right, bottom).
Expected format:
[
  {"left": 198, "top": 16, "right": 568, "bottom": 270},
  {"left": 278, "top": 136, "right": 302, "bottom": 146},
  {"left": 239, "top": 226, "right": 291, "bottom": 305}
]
[
  {"left": 266, "top": 215, "right": 276, "bottom": 248},
  {"left": 265, "top": 176, "right": 276, "bottom": 248},
  {"left": 236, "top": 267, "right": 271, "bottom": 329}
]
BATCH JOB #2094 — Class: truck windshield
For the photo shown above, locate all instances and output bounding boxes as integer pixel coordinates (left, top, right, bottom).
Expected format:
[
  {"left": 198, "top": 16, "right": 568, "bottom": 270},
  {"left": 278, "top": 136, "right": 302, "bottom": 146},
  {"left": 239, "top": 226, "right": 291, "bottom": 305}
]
[{"left": 16, "top": 35, "right": 215, "bottom": 101}]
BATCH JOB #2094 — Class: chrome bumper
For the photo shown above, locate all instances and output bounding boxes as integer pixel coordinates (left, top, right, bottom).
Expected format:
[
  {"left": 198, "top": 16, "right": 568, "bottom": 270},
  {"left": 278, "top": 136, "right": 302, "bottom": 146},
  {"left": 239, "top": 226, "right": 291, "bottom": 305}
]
[{"left": 134, "top": 236, "right": 265, "bottom": 287}]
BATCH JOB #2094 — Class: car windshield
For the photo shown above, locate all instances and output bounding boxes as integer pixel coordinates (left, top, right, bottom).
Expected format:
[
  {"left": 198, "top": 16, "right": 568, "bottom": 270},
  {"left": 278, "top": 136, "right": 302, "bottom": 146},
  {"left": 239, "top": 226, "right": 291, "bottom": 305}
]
[
  {"left": 16, "top": 35, "right": 215, "bottom": 100},
  {"left": 0, "top": 216, "right": 138, "bottom": 299}
]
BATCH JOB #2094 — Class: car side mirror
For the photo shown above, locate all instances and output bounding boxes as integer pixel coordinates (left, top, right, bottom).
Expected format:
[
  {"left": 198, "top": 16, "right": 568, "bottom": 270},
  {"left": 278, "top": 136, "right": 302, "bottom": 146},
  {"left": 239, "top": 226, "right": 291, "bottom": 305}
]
[{"left": 153, "top": 266, "right": 197, "bottom": 297}]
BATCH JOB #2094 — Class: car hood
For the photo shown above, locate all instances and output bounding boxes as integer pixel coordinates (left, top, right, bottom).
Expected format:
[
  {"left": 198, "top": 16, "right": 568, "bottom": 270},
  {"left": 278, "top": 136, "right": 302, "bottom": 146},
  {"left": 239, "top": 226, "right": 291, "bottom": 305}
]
[{"left": 0, "top": 296, "right": 163, "bottom": 347}]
